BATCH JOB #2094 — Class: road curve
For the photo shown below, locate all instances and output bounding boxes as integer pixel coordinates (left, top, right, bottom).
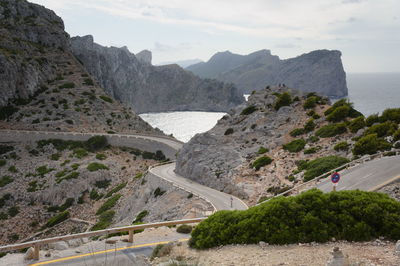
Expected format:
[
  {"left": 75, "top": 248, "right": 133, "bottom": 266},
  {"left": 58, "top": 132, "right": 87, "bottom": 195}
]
[
  {"left": 317, "top": 155, "right": 400, "bottom": 192},
  {"left": 150, "top": 163, "right": 248, "bottom": 211}
]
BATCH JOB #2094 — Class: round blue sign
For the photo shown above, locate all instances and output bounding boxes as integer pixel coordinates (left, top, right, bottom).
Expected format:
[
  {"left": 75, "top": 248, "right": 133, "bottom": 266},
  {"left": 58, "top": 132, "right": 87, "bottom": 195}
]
[{"left": 331, "top": 172, "right": 340, "bottom": 183}]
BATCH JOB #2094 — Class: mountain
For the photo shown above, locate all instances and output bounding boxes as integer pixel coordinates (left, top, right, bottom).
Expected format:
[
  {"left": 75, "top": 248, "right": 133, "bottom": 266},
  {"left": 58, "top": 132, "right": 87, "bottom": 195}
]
[
  {"left": 158, "top": 59, "right": 203, "bottom": 68},
  {"left": 186, "top": 49, "right": 348, "bottom": 98},
  {"left": 71, "top": 36, "right": 244, "bottom": 113}
]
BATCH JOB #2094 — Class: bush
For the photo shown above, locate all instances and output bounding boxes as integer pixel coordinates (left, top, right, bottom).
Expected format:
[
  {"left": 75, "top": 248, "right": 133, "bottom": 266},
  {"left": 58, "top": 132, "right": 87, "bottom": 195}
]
[
  {"left": 95, "top": 179, "right": 111, "bottom": 188},
  {"left": 87, "top": 162, "right": 109, "bottom": 172},
  {"left": 393, "top": 129, "right": 400, "bottom": 142},
  {"left": 283, "top": 139, "right": 306, "bottom": 152},
  {"left": 0, "top": 145, "right": 14, "bottom": 155},
  {"left": 365, "top": 121, "right": 397, "bottom": 137},
  {"left": 151, "top": 243, "right": 173, "bottom": 259},
  {"left": 91, "top": 210, "right": 115, "bottom": 231},
  {"left": 8, "top": 206, "right": 19, "bottom": 217},
  {"left": 240, "top": 105, "right": 257, "bottom": 115},
  {"left": 303, "top": 96, "right": 318, "bottom": 109},
  {"left": 0, "top": 159, "right": 5, "bottom": 167},
  {"left": 96, "top": 153, "right": 107, "bottom": 160},
  {"left": 133, "top": 210, "right": 149, "bottom": 223},
  {"left": 274, "top": 92, "right": 292, "bottom": 110},
  {"left": 315, "top": 123, "right": 347, "bottom": 138},
  {"left": 307, "top": 136, "right": 319, "bottom": 143},
  {"left": 86, "top": 136, "right": 108, "bottom": 152},
  {"left": 348, "top": 116, "right": 366, "bottom": 133},
  {"left": 105, "top": 182, "right": 127, "bottom": 198},
  {"left": 353, "top": 134, "right": 391, "bottom": 155},
  {"left": 58, "top": 82, "right": 75, "bottom": 89},
  {"left": 257, "top": 147, "right": 269, "bottom": 154},
  {"left": 290, "top": 128, "right": 305, "bottom": 137},
  {"left": 189, "top": 189, "right": 400, "bottom": 249},
  {"left": 83, "top": 78, "right": 94, "bottom": 86},
  {"left": 50, "top": 153, "right": 61, "bottom": 161},
  {"left": 304, "top": 119, "right": 315, "bottom": 132},
  {"left": 251, "top": 156, "right": 273, "bottom": 170},
  {"left": 96, "top": 194, "right": 122, "bottom": 215},
  {"left": 0, "top": 105, "right": 19, "bottom": 120},
  {"left": 36, "top": 165, "right": 54, "bottom": 177},
  {"left": 380, "top": 108, "right": 400, "bottom": 123},
  {"left": 326, "top": 105, "right": 351, "bottom": 122},
  {"left": 177, "top": 224, "right": 193, "bottom": 234},
  {"left": 334, "top": 142, "right": 349, "bottom": 151},
  {"left": 302, "top": 156, "right": 349, "bottom": 181},
  {"left": 154, "top": 187, "right": 166, "bottom": 197},
  {"left": 0, "top": 176, "right": 13, "bottom": 187},
  {"left": 304, "top": 147, "right": 318, "bottom": 154},
  {"left": 134, "top": 173, "right": 143, "bottom": 179},
  {"left": 99, "top": 95, "right": 113, "bottom": 103},
  {"left": 73, "top": 148, "right": 88, "bottom": 159},
  {"left": 90, "top": 189, "right": 101, "bottom": 200},
  {"left": 8, "top": 166, "right": 17, "bottom": 173},
  {"left": 224, "top": 128, "right": 234, "bottom": 135},
  {"left": 365, "top": 114, "right": 379, "bottom": 126}
]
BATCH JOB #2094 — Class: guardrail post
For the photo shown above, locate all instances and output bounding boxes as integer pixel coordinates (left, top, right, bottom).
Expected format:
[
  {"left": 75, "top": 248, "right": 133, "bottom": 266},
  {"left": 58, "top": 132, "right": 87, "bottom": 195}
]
[
  {"left": 128, "top": 230, "right": 133, "bottom": 243},
  {"left": 33, "top": 243, "right": 40, "bottom": 260}
]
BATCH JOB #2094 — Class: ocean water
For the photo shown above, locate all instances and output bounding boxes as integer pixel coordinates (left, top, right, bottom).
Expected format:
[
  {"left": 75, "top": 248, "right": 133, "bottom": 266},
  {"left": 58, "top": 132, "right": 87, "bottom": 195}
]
[{"left": 140, "top": 73, "right": 400, "bottom": 142}]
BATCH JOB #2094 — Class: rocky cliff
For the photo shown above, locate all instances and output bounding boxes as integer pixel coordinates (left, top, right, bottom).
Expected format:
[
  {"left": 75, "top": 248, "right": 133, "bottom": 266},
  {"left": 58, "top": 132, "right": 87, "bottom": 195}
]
[
  {"left": 175, "top": 87, "right": 368, "bottom": 204},
  {"left": 71, "top": 35, "right": 245, "bottom": 113},
  {"left": 0, "top": 0, "right": 70, "bottom": 106},
  {"left": 187, "top": 49, "right": 348, "bottom": 97}
]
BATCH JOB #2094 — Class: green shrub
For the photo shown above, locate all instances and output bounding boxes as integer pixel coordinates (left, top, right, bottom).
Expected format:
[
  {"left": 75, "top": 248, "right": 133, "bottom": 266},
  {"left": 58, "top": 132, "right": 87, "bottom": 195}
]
[
  {"left": 0, "top": 105, "right": 19, "bottom": 120},
  {"left": 326, "top": 105, "right": 351, "bottom": 122},
  {"left": 96, "top": 153, "right": 107, "bottom": 160},
  {"left": 334, "top": 142, "right": 349, "bottom": 151},
  {"left": 0, "top": 176, "right": 14, "bottom": 187},
  {"left": 177, "top": 224, "right": 193, "bottom": 234},
  {"left": 71, "top": 163, "right": 80, "bottom": 170},
  {"left": 86, "top": 136, "right": 108, "bottom": 152},
  {"left": 283, "top": 139, "right": 306, "bottom": 152},
  {"left": 43, "top": 211, "right": 69, "bottom": 228},
  {"left": 189, "top": 189, "right": 400, "bottom": 249},
  {"left": 304, "top": 119, "right": 316, "bottom": 132},
  {"left": 36, "top": 165, "right": 54, "bottom": 177},
  {"left": 274, "top": 92, "right": 292, "bottom": 110},
  {"left": 142, "top": 150, "right": 166, "bottom": 161},
  {"left": 0, "top": 212, "right": 8, "bottom": 220},
  {"left": 251, "top": 156, "right": 273, "bottom": 170},
  {"left": 133, "top": 210, "right": 149, "bottom": 224},
  {"left": 56, "top": 171, "right": 79, "bottom": 183},
  {"left": 58, "top": 198, "right": 74, "bottom": 212},
  {"left": 224, "top": 128, "right": 234, "bottom": 135},
  {"left": 134, "top": 173, "right": 143, "bottom": 179},
  {"left": 90, "top": 189, "right": 101, "bottom": 200},
  {"left": 315, "top": 123, "right": 347, "bottom": 138},
  {"left": 307, "top": 136, "right": 319, "bottom": 143},
  {"left": 393, "top": 129, "right": 400, "bottom": 142},
  {"left": 151, "top": 243, "right": 173, "bottom": 259},
  {"left": 290, "top": 128, "right": 305, "bottom": 137},
  {"left": 8, "top": 206, "right": 19, "bottom": 217},
  {"left": 302, "top": 156, "right": 349, "bottom": 181},
  {"left": 154, "top": 187, "right": 166, "bottom": 197},
  {"left": 304, "top": 147, "right": 318, "bottom": 154},
  {"left": 58, "top": 82, "right": 75, "bottom": 89},
  {"left": 50, "top": 153, "right": 61, "bottom": 161},
  {"left": 8, "top": 166, "right": 17, "bottom": 173},
  {"left": 73, "top": 148, "right": 88, "bottom": 159},
  {"left": 365, "top": 121, "right": 397, "bottom": 137},
  {"left": 95, "top": 179, "right": 111, "bottom": 188},
  {"left": 240, "top": 105, "right": 257, "bottom": 115},
  {"left": 0, "top": 159, "right": 6, "bottom": 167},
  {"left": 87, "top": 162, "right": 109, "bottom": 172},
  {"left": 353, "top": 134, "right": 391, "bottom": 155},
  {"left": 303, "top": 96, "right": 318, "bottom": 109},
  {"left": 348, "top": 116, "right": 366, "bottom": 133},
  {"left": 83, "top": 78, "right": 94, "bottom": 86},
  {"left": 105, "top": 182, "right": 127, "bottom": 198},
  {"left": 365, "top": 114, "right": 379, "bottom": 127},
  {"left": 257, "top": 147, "right": 269, "bottom": 154},
  {"left": 96, "top": 194, "right": 122, "bottom": 215},
  {"left": 91, "top": 210, "right": 115, "bottom": 231},
  {"left": 0, "top": 145, "right": 14, "bottom": 155},
  {"left": 380, "top": 108, "right": 400, "bottom": 123},
  {"left": 99, "top": 95, "right": 113, "bottom": 103}
]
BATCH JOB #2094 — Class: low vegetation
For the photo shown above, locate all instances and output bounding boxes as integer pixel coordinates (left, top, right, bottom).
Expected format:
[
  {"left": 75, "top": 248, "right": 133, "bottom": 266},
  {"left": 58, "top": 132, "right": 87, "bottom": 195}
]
[
  {"left": 251, "top": 156, "right": 273, "bottom": 170},
  {"left": 353, "top": 134, "right": 391, "bottom": 155},
  {"left": 189, "top": 189, "right": 400, "bottom": 249},
  {"left": 240, "top": 105, "right": 257, "bottom": 115},
  {"left": 44, "top": 211, "right": 70, "bottom": 228},
  {"left": 87, "top": 162, "right": 109, "bottom": 172},
  {"left": 96, "top": 194, "right": 122, "bottom": 215},
  {"left": 315, "top": 123, "right": 347, "bottom": 138},
  {"left": 274, "top": 92, "right": 292, "bottom": 110},
  {"left": 283, "top": 139, "right": 306, "bottom": 152},
  {"left": 299, "top": 156, "right": 350, "bottom": 181},
  {"left": 177, "top": 224, "right": 193, "bottom": 234},
  {"left": 91, "top": 210, "right": 115, "bottom": 231}
]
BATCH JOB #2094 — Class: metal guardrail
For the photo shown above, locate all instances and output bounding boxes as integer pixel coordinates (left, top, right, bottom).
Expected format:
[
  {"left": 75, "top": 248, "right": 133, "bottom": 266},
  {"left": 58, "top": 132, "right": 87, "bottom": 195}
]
[
  {"left": 0, "top": 217, "right": 206, "bottom": 260},
  {"left": 257, "top": 149, "right": 400, "bottom": 205}
]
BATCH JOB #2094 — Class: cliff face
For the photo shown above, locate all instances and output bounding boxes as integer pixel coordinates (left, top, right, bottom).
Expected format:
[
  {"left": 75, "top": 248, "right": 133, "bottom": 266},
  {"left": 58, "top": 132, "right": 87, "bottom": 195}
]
[
  {"left": 71, "top": 36, "right": 245, "bottom": 113},
  {"left": 0, "top": 0, "right": 70, "bottom": 106},
  {"left": 187, "top": 49, "right": 348, "bottom": 98}
]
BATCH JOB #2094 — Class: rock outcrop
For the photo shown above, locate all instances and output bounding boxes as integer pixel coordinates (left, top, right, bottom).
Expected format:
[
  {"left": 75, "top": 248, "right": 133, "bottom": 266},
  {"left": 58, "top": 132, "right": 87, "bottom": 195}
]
[
  {"left": 71, "top": 35, "right": 244, "bottom": 113},
  {"left": 187, "top": 49, "right": 348, "bottom": 98},
  {"left": 175, "top": 87, "right": 358, "bottom": 203},
  {"left": 0, "top": 0, "right": 70, "bottom": 106}
]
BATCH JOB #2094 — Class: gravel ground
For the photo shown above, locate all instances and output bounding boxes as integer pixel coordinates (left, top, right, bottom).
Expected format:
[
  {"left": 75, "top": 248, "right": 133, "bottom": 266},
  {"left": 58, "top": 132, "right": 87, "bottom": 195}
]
[{"left": 154, "top": 240, "right": 400, "bottom": 266}]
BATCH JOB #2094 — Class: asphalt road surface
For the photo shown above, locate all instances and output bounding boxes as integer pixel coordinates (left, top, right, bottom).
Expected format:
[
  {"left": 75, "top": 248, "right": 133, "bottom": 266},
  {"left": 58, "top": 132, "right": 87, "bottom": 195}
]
[
  {"left": 317, "top": 155, "right": 400, "bottom": 192},
  {"left": 150, "top": 163, "right": 248, "bottom": 211}
]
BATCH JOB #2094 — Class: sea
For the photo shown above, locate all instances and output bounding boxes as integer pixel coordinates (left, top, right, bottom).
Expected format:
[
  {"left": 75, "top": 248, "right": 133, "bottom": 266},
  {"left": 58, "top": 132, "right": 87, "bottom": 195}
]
[{"left": 140, "top": 73, "right": 400, "bottom": 142}]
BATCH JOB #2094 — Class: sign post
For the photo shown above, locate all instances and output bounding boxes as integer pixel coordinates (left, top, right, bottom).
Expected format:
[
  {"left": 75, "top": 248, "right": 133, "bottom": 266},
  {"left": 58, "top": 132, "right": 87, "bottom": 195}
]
[{"left": 331, "top": 172, "right": 340, "bottom": 191}]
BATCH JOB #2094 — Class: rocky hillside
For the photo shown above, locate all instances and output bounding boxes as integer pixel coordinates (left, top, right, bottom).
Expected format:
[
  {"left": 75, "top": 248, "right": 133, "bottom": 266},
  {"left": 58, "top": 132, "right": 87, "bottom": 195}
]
[
  {"left": 0, "top": 0, "right": 159, "bottom": 134},
  {"left": 71, "top": 35, "right": 244, "bottom": 113},
  {"left": 0, "top": 139, "right": 210, "bottom": 245},
  {"left": 176, "top": 86, "right": 400, "bottom": 204},
  {"left": 187, "top": 49, "right": 348, "bottom": 97}
]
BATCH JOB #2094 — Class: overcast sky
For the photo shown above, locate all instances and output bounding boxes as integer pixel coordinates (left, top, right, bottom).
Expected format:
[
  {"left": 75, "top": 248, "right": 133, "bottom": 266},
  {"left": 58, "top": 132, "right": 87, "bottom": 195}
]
[{"left": 30, "top": 0, "right": 399, "bottom": 72}]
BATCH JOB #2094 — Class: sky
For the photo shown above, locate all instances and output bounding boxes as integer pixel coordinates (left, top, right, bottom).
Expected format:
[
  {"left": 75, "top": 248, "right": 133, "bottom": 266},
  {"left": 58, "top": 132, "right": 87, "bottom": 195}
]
[{"left": 30, "top": 0, "right": 400, "bottom": 73}]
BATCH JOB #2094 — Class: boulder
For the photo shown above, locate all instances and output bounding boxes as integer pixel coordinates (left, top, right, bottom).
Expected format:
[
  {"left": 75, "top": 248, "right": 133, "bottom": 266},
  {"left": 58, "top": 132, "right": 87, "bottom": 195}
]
[
  {"left": 24, "top": 247, "right": 35, "bottom": 260},
  {"left": 48, "top": 241, "right": 68, "bottom": 251}
]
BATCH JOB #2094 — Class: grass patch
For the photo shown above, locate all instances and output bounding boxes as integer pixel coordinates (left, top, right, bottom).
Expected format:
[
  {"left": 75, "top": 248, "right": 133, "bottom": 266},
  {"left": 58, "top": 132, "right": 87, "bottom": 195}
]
[
  {"left": 96, "top": 194, "right": 122, "bottom": 215},
  {"left": 91, "top": 210, "right": 115, "bottom": 231},
  {"left": 43, "top": 211, "right": 69, "bottom": 228},
  {"left": 96, "top": 153, "right": 107, "bottom": 160},
  {"left": 99, "top": 95, "right": 113, "bottom": 103},
  {"left": 87, "top": 162, "right": 109, "bottom": 172},
  {"left": 105, "top": 182, "right": 127, "bottom": 198}
]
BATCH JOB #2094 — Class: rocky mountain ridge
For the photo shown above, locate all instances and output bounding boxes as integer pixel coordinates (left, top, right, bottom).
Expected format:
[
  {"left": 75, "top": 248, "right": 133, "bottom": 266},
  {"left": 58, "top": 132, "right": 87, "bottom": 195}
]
[
  {"left": 71, "top": 35, "right": 245, "bottom": 114},
  {"left": 187, "top": 49, "right": 348, "bottom": 97}
]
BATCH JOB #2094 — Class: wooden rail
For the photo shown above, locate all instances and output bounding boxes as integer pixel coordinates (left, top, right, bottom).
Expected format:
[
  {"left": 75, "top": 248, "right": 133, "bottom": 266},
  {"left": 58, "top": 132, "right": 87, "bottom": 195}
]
[{"left": 0, "top": 217, "right": 206, "bottom": 260}]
